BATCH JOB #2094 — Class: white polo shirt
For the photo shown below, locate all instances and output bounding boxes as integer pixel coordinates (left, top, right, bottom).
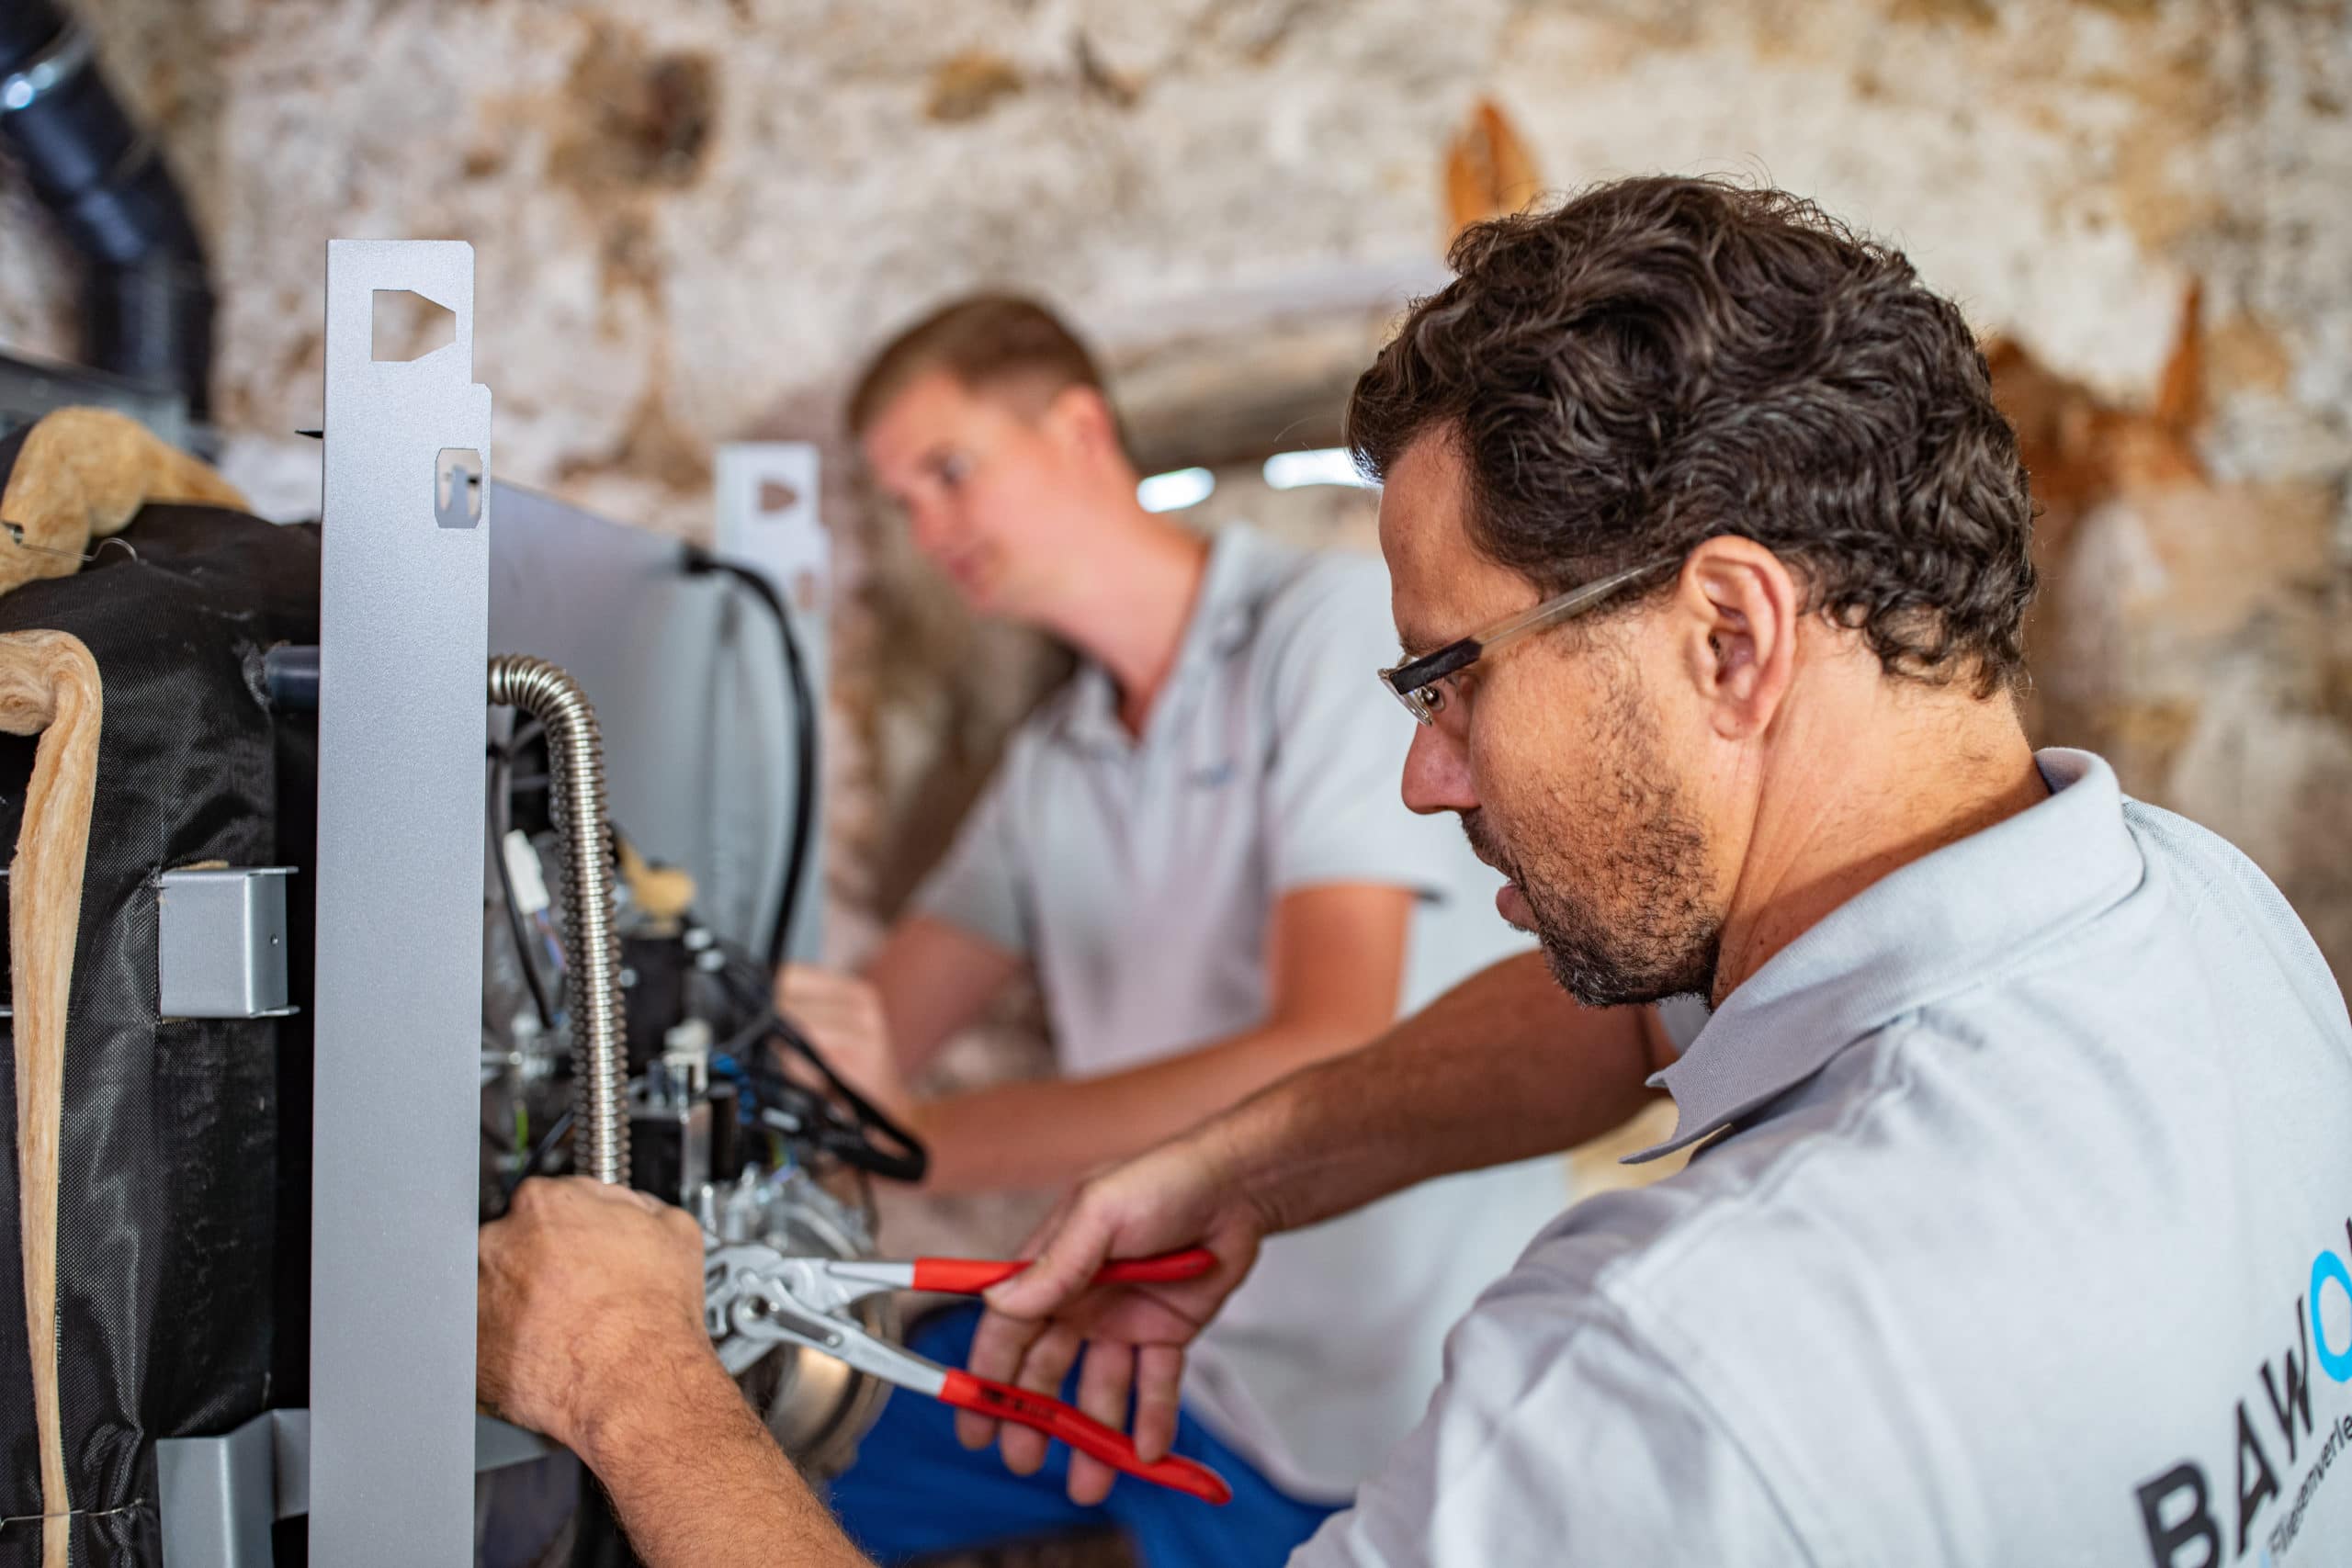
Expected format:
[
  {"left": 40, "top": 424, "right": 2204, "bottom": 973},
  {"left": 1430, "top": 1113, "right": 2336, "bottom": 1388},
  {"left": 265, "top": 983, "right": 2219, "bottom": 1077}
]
[
  {"left": 1300, "top": 750, "right": 2352, "bottom": 1566},
  {"left": 916, "top": 525, "right": 1565, "bottom": 1499}
]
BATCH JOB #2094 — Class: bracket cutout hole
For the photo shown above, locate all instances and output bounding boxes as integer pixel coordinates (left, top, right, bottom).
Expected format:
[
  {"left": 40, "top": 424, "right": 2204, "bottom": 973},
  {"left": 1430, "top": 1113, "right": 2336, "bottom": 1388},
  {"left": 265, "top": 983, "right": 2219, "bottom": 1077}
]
[
  {"left": 435, "top": 448, "right": 484, "bottom": 529},
  {"left": 372, "top": 289, "right": 455, "bottom": 363}
]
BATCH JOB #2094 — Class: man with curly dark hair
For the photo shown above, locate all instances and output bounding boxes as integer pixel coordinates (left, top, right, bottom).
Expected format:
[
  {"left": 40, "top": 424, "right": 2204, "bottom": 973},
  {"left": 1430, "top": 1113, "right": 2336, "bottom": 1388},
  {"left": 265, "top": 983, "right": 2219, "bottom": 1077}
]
[
  {"left": 479, "top": 177, "right": 2352, "bottom": 1567},
  {"left": 1339, "top": 175, "right": 2043, "bottom": 1010}
]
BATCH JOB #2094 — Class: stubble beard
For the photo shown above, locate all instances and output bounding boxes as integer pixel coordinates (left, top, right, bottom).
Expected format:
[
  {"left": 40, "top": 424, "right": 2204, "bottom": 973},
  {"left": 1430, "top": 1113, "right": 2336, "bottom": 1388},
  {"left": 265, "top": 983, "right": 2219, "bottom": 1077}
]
[{"left": 1464, "top": 689, "right": 1720, "bottom": 1010}]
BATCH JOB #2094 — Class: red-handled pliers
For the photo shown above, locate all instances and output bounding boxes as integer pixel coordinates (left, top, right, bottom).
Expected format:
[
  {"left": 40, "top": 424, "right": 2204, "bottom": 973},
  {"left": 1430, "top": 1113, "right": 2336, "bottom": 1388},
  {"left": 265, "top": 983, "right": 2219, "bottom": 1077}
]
[
  {"left": 816, "top": 1250, "right": 1217, "bottom": 1296},
  {"left": 704, "top": 1241, "right": 1231, "bottom": 1505}
]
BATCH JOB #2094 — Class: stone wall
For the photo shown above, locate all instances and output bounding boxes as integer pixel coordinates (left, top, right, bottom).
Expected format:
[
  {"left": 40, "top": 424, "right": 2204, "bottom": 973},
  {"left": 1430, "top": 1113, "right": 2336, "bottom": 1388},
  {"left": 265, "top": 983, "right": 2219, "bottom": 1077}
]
[{"left": 5, "top": 0, "right": 2350, "bottom": 1105}]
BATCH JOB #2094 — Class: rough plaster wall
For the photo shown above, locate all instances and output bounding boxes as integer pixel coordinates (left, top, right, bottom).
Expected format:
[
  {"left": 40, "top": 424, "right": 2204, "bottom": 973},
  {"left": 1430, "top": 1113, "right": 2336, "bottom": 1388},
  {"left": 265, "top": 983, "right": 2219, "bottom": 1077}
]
[{"left": 3, "top": 1, "right": 2349, "bottom": 1199}]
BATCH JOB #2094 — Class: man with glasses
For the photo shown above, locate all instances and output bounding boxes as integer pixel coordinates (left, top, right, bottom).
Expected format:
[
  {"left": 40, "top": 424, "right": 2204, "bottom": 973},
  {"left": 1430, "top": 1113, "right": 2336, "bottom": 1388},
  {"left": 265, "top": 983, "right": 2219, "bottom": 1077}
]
[{"left": 479, "top": 176, "right": 2352, "bottom": 1566}]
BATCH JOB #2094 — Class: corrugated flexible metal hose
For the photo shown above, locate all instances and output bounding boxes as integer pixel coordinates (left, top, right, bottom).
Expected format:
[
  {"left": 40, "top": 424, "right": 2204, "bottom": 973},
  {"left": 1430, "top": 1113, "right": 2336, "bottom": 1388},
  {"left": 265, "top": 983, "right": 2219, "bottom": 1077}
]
[{"left": 487, "top": 655, "right": 628, "bottom": 1184}]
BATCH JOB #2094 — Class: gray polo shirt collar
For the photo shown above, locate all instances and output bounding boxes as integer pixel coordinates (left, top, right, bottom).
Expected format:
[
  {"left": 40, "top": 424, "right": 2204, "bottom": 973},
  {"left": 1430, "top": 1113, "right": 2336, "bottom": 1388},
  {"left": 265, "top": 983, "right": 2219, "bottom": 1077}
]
[
  {"left": 1055, "top": 525, "right": 1272, "bottom": 757},
  {"left": 1626, "top": 749, "right": 2143, "bottom": 1163}
]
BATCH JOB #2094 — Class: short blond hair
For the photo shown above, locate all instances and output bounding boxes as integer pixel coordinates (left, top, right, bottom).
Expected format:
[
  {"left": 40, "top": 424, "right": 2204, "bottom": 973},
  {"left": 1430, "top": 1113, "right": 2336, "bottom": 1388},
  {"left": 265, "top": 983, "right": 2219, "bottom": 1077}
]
[{"left": 848, "top": 294, "right": 1112, "bottom": 439}]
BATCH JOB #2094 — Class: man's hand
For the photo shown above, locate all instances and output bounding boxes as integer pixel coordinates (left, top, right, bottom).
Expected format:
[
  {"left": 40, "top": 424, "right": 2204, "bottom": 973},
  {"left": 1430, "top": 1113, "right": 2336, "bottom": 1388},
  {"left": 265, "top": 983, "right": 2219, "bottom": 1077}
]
[
  {"left": 478, "top": 1177, "right": 711, "bottom": 1460},
  {"left": 966, "top": 1122, "right": 1271, "bottom": 1505},
  {"left": 963, "top": 959, "right": 1674, "bottom": 1503},
  {"left": 481, "top": 1179, "right": 876, "bottom": 1568},
  {"left": 775, "top": 964, "right": 914, "bottom": 1117}
]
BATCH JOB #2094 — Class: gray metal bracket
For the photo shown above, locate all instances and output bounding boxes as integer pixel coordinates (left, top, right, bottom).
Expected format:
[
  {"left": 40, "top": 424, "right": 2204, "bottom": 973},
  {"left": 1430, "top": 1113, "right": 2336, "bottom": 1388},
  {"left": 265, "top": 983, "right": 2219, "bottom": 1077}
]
[
  {"left": 712, "top": 441, "right": 828, "bottom": 964},
  {"left": 308, "top": 239, "right": 492, "bottom": 1565},
  {"left": 0, "top": 867, "right": 298, "bottom": 1021},
  {"left": 486, "top": 475, "right": 819, "bottom": 964},
  {"left": 156, "top": 1412, "right": 553, "bottom": 1567},
  {"left": 157, "top": 867, "right": 297, "bottom": 1019}
]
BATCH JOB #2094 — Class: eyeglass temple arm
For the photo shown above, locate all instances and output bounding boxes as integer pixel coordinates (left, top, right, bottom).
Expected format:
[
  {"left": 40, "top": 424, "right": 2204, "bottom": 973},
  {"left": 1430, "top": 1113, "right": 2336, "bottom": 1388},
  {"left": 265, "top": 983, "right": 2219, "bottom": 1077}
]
[{"left": 1470, "top": 558, "right": 1678, "bottom": 660}]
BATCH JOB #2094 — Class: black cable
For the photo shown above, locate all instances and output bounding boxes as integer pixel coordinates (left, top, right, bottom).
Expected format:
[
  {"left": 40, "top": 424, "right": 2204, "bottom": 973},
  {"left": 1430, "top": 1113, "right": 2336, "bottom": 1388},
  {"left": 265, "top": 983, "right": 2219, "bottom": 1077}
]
[
  {"left": 704, "top": 934, "right": 927, "bottom": 1183},
  {"left": 503, "top": 1105, "right": 576, "bottom": 1201},
  {"left": 713, "top": 942, "right": 780, "bottom": 1017},
  {"left": 487, "top": 741, "right": 558, "bottom": 1033},
  {"left": 761, "top": 1008, "right": 929, "bottom": 1183},
  {"left": 683, "top": 547, "right": 818, "bottom": 975}
]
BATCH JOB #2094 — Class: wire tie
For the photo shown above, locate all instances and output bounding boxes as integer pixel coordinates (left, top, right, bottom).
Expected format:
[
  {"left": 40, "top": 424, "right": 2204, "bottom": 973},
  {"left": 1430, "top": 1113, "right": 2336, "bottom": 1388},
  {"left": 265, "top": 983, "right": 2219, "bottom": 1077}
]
[{"left": 0, "top": 521, "right": 139, "bottom": 565}]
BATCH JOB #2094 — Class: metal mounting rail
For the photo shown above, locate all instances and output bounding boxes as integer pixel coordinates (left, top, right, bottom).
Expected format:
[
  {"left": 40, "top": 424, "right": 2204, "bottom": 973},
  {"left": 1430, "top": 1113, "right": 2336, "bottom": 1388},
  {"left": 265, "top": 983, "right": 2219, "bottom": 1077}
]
[{"left": 308, "top": 240, "right": 492, "bottom": 1565}]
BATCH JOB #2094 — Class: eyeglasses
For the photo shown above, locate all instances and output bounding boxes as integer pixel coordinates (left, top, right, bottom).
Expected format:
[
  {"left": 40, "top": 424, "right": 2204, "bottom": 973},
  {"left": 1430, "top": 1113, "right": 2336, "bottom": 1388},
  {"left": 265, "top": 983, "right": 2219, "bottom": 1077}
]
[{"left": 1378, "top": 557, "right": 1679, "bottom": 725}]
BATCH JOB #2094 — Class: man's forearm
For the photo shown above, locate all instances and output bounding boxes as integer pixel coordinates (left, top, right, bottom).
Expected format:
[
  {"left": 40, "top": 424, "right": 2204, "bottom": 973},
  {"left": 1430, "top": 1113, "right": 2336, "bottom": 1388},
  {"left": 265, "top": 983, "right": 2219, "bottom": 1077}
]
[
  {"left": 1202, "top": 951, "right": 1664, "bottom": 1236},
  {"left": 578, "top": 1344, "right": 871, "bottom": 1568},
  {"left": 910, "top": 1014, "right": 1366, "bottom": 1194},
  {"left": 897, "top": 882, "right": 1419, "bottom": 1195}
]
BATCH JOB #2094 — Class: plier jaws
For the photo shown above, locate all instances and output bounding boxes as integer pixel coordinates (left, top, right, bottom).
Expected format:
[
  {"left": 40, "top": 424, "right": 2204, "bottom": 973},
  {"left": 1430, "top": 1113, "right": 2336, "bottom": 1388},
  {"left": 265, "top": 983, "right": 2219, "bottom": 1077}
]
[{"left": 703, "top": 1239, "right": 1233, "bottom": 1505}]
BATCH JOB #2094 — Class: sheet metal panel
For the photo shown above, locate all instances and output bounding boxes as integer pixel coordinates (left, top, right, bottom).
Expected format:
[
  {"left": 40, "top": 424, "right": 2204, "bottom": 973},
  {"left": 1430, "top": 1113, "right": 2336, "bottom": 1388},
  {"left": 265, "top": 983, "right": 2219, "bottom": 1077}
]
[{"left": 309, "top": 240, "right": 491, "bottom": 1565}]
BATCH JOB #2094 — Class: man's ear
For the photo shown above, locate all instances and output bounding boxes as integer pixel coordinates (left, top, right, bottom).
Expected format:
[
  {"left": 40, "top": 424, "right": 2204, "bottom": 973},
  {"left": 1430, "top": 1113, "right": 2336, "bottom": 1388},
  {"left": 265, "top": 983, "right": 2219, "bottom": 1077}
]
[
  {"left": 1673, "top": 536, "right": 1800, "bottom": 740},
  {"left": 1045, "top": 384, "right": 1125, "bottom": 463}
]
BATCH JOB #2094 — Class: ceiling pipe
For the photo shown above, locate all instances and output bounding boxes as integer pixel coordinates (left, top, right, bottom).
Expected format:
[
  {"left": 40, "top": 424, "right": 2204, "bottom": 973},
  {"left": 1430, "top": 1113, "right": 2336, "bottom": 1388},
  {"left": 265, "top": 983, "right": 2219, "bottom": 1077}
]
[{"left": 1, "top": 1, "right": 216, "bottom": 442}]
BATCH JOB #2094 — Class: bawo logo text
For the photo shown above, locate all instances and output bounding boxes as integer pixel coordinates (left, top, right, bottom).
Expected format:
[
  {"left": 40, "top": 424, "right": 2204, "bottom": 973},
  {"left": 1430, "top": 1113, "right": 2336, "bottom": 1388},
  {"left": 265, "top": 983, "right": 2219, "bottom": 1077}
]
[{"left": 2137, "top": 1220, "right": 2352, "bottom": 1566}]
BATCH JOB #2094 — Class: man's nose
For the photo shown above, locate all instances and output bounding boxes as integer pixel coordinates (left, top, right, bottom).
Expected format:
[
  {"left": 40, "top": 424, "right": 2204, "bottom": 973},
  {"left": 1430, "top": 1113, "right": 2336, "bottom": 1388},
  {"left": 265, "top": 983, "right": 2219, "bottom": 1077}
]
[{"left": 1400, "top": 722, "right": 1477, "bottom": 817}]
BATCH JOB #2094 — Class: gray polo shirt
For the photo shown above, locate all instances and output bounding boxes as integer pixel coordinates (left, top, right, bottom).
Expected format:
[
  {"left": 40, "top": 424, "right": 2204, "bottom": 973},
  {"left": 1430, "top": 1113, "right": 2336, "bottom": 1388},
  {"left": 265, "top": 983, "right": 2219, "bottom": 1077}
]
[
  {"left": 917, "top": 525, "right": 1563, "bottom": 1499},
  {"left": 1299, "top": 750, "right": 2352, "bottom": 1566}
]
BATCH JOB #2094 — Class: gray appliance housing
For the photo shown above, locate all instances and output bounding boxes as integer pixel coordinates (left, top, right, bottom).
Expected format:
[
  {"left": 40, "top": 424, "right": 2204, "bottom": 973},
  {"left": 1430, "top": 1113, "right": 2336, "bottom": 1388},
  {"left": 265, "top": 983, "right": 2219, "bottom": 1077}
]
[{"left": 154, "top": 241, "right": 820, "bottom": 1564}]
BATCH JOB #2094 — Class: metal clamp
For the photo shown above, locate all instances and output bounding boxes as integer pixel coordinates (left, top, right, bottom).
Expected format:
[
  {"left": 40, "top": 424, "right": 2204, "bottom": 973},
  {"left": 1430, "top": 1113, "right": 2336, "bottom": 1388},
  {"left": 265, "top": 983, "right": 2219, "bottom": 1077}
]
[
  {"left": 703, "top": 1240, "right": 942, "bottom": 1389},
  {"left": 705, "top": 1242, "right": 862, "bottom": 1378},
  {"left": 158, "top": 867, "right": 298, "bottom": 1020}
]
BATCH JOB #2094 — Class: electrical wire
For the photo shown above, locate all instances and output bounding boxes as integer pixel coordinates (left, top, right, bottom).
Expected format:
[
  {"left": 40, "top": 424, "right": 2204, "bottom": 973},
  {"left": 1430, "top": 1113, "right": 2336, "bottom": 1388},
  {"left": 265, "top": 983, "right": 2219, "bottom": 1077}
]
[
  {"left": 682, "top": 547, "right": 818, "bottom": 975},
  {"left": 752, "top": 1012, "right": 927, "bottom": 1182},
  {"left": 486, "top": 740, "right": 558, "bottom": 1033},
  {"left": 703, "top": 934, "right": 928, "bottom": 1183},
  {"left": 502, "top": 1105, "right": 576, "bottom": 1201}
]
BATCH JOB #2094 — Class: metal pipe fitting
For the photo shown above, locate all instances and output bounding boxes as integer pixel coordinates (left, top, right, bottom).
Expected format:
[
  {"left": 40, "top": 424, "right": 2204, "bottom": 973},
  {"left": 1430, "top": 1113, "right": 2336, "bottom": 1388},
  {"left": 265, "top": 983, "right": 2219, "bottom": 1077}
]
[
  {"left": 261, "top": 643, "right": 319, "bottom": 711},
  {"left": 488, "top": 655, "right": 628, "bottom": 1184}
]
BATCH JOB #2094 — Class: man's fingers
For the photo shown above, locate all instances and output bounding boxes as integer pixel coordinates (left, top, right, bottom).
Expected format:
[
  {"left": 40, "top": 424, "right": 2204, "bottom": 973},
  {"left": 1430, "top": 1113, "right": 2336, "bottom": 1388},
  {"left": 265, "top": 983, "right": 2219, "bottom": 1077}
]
[
  {"left": 1076, "top": 1339, "right": 1134, "bottom": 1433},
  {"left": 1131, "top": 1344, "right": 1185, "bottom": 1465},
  {"left": 775, "top": 965, "right": 878, "bottom": 1028},
  {"left": 478, "top": 1213, "right": 515, "bottom": 1272},
  {"left": 953, "top": 1407, "right": 1000, "bottom": 1452},
  {"left": 966, "top": 1303, "right": 1044, "bottom": 1385},
  {"left": 1067, "top": 1342, "right": 1133, "bottom": 1506},
  {"left": 984, "top": 1196, "right": 1114, "bottom": 1319},
  {"left": 1067, "top": 1450, "right": 1121, "bottom": 1508},
  {"left": 775, "top": 965, "right": 847, "bottom": 1026},
  {"left": 998, "top": 1425, "right": 1049, "bottom": 1478},
  {"left": 999, "top": 1322, "right": 1081, "bottom": 1476},
  {"left": 959, "top": 1307, "right": 1045, "bottom": 1450},
  {"left": 771, "top": 966, "right": 895, "bottom": 1099},
  {"left": 774, "top": 1049, "right": 830, "bottom": 1097},
  {"left": 1016, "top": 1324, "right": 1084, "bottom": 1398}
]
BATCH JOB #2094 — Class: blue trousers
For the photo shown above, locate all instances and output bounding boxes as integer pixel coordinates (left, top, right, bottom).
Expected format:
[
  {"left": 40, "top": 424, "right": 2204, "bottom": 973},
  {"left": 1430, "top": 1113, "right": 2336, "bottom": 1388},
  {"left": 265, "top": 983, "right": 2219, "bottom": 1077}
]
[{"left": 826, "top": 1306, "right": 1344, "bottom": 1568}]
